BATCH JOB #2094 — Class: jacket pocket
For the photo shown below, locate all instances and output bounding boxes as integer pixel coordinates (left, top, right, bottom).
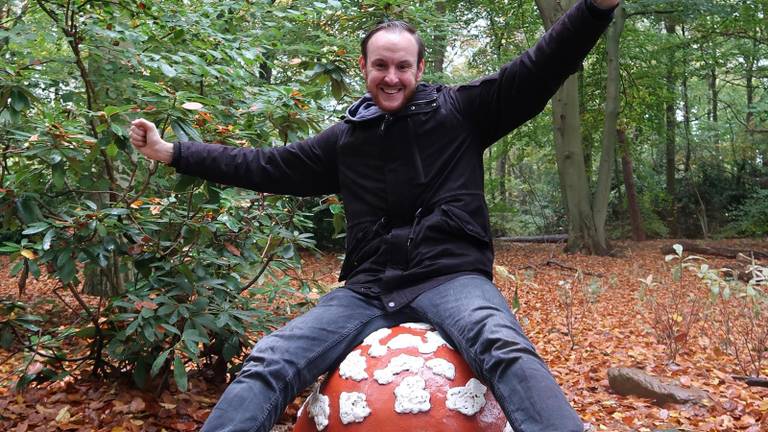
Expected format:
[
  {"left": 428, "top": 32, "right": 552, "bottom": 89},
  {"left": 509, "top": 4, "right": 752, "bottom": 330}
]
[
  {"left": 338, "top": 220, "right": 386, "bottom": 280},
  {"left": 440, "top": 205, "right": 490, "bottom": 245}
]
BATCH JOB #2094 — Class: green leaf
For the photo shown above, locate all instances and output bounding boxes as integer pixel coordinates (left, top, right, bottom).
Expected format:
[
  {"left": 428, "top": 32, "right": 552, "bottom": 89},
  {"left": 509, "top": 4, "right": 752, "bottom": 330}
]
[
  {"left": 106, "top": 143, "right": 119, "bottom": 158},
  {"left": 170, "top": 118, "right": 202, "bottom": 143},
  {"left": 133, "top": 360, "right": 148, "bottom": 388},
  {"left": 103, "top": 105, "right": 134, "bottom": 117},
  {"left": 10, "top": 88, "right": 29, "bottom": 111},
  {"left": 329, "top": 203, "right": 343, "bottom": 215},
  {"left": 173, "top": 356, "right": 188, "bottom": 391},
  {"left": 160, "top": 62, "right": 177, "bottom": 77},
  {"left": 150, "top": 349, "right": 171, "bottom": 377},
  {"left": 52, "top": 164, "right": 65, "bottom": 188},
  {"left": 142, "top": 323, "right": 156, "bottom": 342},
  {"left": 173, "top": 174, "right": 202, "bottom": 193},
  {"left": 102, "top": 208, "right": 130, "bottom": 216},
  {"left": 126, "top": 319, "right": 141, "bottom": 336},
  {"left": 0, "top": 243, "right": 20, "bottom": 253},
  {"left": 0, "top": 328, "right": 14, "bottom": 349},
  {"left": 161, "top": 323, "right": 181, "bottom": 335},
  {"left": 222, "top": 339, "right": 240, "bottom": 361},
  {"left": 75, "top": 326, "right": 96, "bottom": 338},
  {"left": 22, "top": 222, "right": 49, "bottom": 235},
  {"left": 15, "top": 196, "right": 43, "bottom": 224}
]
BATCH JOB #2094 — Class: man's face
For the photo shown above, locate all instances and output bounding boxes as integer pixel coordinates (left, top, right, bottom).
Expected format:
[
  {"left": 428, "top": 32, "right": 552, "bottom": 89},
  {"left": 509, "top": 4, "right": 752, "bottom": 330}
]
[{"left": 359, "top": 30, "right": 425, "bottom": 113}]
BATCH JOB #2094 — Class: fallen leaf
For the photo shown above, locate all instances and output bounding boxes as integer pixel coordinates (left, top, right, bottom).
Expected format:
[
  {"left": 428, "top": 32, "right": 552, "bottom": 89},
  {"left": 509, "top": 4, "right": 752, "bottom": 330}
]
[
  {"left": 224, "top": 242, "right": 241, "bottom": 256},
  {"left": 170, "top": 421, "right": 198, "bottom": 431},
  {"left": 128, "top": 397, "right": 146, "bottom": 413},
  {"left": 55, "top": 406, "right": 71, "bottom": 423}
]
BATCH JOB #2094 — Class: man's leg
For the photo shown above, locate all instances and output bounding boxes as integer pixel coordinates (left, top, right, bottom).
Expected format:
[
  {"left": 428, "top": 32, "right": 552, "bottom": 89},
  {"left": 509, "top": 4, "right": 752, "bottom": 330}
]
[
  {"left": 202, "top": 288, "right": 406, "bottom": 432},
  {"left": 409, "top": 275, "right": 583, "bottom": 432}
]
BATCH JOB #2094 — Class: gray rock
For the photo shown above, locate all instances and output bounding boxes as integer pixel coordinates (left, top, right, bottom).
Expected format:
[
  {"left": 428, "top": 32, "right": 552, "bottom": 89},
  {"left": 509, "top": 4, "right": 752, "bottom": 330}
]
[{"left": 607, "top": 367, "right": 709, "bottom": 405}]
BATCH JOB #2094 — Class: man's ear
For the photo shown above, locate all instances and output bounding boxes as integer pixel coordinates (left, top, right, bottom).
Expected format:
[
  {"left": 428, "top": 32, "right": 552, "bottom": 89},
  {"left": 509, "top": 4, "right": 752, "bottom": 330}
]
[
  {"left": 358, "top": 55, "right": 367, "bottom": 78},
  {"left": 416, "top": 58, "right": 425, "bottom": 81}
]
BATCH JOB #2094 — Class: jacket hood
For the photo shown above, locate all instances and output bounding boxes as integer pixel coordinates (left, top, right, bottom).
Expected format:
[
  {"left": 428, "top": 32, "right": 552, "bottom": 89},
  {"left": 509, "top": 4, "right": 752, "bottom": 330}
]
[{"left": 345, "top": 83, "right": 437, "bottom": 123}]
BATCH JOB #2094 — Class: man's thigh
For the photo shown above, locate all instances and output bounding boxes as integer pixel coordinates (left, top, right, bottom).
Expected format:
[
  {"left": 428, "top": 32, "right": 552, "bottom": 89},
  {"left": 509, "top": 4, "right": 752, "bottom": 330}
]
[
  {"left": 245, "top": 287, "right": 403, "bottom": 384},
  {"left": 407, "top": 274, "right": 541, "bottom": 379},
  {"left": 409, "top": 275, "right": 582, "bottom": 432}
]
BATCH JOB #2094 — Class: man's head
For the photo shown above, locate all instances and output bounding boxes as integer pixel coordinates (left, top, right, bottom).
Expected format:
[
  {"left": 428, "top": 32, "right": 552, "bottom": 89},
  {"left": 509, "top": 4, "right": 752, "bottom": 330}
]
[{"left": 359, "top": 21, "right": 426, "bottom": 113}]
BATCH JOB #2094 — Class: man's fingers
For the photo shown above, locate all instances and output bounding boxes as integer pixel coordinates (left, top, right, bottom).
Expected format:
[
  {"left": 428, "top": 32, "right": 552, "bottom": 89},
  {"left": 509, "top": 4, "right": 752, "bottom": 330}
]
[
  {"left": 129, "top": 125, "right": 148, "bottom": 148},
  {"left": 130, "top": 119, "right": 158, "bottom": 148}
]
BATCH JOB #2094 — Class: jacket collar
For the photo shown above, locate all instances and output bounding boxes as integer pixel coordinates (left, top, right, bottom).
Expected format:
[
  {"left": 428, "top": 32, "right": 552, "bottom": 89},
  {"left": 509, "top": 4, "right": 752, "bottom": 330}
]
[{"left": 344, "top": 83, "right": 439, "bottom": 124}]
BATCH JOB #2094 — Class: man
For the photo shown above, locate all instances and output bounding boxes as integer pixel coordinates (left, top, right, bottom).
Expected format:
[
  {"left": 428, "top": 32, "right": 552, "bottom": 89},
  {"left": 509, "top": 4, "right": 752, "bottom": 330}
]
[{"left": 130, "top": 0, "right": 619, "bottom": 430}]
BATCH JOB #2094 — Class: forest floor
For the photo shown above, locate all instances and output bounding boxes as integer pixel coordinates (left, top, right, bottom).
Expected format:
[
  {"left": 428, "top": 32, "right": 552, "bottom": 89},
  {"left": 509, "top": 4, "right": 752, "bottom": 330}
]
[{"left": 1, "top": 239, "right": 767, "bottom": 431}]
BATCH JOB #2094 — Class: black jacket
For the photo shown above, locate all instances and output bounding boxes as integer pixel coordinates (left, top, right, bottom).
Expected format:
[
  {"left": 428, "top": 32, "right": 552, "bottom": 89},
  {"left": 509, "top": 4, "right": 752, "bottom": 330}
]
[{"left": 171, "top": 0, "right": 614, "bottom": 310}]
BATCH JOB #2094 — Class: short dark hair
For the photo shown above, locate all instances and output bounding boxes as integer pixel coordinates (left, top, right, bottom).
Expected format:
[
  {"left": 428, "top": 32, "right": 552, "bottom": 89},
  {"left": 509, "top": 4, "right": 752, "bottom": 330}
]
[{"left": 360, "top": 21, "right": 425, "bottom": 65}]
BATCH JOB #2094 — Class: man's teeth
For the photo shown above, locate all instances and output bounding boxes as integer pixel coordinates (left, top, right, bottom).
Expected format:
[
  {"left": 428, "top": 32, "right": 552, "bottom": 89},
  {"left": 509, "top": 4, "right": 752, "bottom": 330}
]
[{"left": 382, "top": 88, "right": 401, "bottom": 94}]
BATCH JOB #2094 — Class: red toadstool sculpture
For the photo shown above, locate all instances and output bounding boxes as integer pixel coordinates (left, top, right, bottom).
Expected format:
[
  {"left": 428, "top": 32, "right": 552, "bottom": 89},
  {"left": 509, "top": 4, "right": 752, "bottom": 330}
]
[{"left": 293, "top": 323, "right": 513, "bottom": 432}]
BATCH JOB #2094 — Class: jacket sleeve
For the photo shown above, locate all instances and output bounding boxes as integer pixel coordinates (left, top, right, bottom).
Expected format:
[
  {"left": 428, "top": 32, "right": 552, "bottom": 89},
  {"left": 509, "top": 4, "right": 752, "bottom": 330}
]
[
  {"left": 453, "top": 0, "right": 615, "bottom": 147},
  {"left": 169, "top": 122, "right": 341, "bottom": 196}
]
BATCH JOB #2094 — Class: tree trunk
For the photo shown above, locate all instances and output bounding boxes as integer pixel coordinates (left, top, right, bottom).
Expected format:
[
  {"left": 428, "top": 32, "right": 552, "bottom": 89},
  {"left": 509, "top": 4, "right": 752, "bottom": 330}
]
[
  {"left": 580, "top": 72, "right": 593, "bottom": 182},
  {"left": 709, "top": 65, "right": 718, "bottom": 123},
  {"left": 554, "top": 75, "right": 605, "bottom": 254},
  {"left": 619, "top": 129, "right": 645, "bottom": 241},
  {"left": 536, "top": 0, "right": 607, "bottom": 255},
  {"left": 681, "top": 26, "right": 692, "bottom": 173},
  {"left": 496, "top": 151, "right": 507, "bottom": 202},
  {"left": 594, "top": 3, "right": 625, "bottom": 250},
  {"left": 746, "top": 42, "right": 755, "bottom": 134},
  {"left": 429, "top": 1, "right": 448, "bottom": 75},
  {"left": 664, "top": 19, "right": 678, "bottom": 237}
]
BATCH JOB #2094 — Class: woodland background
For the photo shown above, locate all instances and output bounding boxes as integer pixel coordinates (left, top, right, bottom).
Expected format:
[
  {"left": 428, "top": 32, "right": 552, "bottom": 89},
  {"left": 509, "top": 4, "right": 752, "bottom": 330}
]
[{"left": 0, "top": 0, "right": 766, "bottom": 430}]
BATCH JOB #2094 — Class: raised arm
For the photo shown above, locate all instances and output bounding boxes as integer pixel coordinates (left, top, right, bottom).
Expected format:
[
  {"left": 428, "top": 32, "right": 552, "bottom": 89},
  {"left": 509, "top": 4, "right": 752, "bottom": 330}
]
[
  {"left": 453, "top": 0, "right": 618, "bottom": 147},
  {"left": 129, "top": 119, "right": 341, "bottom": 196}
]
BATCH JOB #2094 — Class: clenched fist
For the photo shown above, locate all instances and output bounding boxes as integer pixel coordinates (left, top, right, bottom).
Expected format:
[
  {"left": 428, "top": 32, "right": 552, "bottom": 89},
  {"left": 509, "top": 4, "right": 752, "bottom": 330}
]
[{"left": 129, "top": 119, "right": 174, "bottom": 164}]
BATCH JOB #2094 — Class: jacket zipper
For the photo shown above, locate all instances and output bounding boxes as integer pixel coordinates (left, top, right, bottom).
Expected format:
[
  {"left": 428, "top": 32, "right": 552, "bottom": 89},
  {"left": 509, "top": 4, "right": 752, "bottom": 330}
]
[
  {"left": 379, "top": 114, "right": 391, "bottom": 134},
  {"left": 378, "top": 97, "right": 437, "bottom": 135},
  {"left": 409, "top": 96, "right": 437, "bottom": 106}
]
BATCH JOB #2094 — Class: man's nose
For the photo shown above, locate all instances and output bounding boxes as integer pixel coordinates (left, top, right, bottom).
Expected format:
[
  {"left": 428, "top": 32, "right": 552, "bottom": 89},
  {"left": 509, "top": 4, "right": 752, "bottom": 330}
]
[{"left": 383, "top": 68, "right": 398, "bottom": 84}]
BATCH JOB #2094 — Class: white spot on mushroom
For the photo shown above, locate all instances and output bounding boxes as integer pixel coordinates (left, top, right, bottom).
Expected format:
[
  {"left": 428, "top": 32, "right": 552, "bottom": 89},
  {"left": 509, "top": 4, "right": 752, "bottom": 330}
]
[
  {"left": 339, "top": 392, "right": 371, "bottom": 425},
  {"left": 363, "top": 328, "right": 391, "bottom": 358},
  {"left": 422, "top": 330, "right": 454, "bottom": 353},
  {"left": 446, "top": 378, "right": 487, "bottom": 416},
  {"left": 504, "top": 421, "right": 515, "bottom": 432},
  {"left": 338, "top": 349, "right": 368, "bottom": 381},
  {"left": 400, "top": 322, "right": 434, "bottom": 330},
  {"left": 425, "top": 358, "right": 456, "bottom": 380},
  {"left": 306, "top": 387, "right": 330, "bottom": 430},
  {"left": 394, "top": 375, "right": 431, "bottom": 414},
  {"left": 386, "top": 333, "right": 424, "bottom": 351},
  {"left": 373, "top": 354, "right": 425, "bottom": 384}
]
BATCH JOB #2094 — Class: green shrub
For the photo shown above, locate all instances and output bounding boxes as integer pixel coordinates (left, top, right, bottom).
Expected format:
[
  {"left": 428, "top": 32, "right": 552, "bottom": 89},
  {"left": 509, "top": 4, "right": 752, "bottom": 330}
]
[{"left": 722, "top": 189, "right": 768, "bottom": 237}]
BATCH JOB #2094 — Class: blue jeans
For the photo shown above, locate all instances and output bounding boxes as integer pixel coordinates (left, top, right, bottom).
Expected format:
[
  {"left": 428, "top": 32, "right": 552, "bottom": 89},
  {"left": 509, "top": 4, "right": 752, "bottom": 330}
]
[{"left": 201, "top": 275, "right": 582, "bottom": 432}]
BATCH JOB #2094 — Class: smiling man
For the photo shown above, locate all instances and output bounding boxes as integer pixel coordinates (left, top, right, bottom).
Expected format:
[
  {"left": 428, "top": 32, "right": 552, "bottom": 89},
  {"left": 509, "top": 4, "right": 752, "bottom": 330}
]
[
  {"left": 130, "top": 1, "right": 619, "bottom": 431},
  {"left": 359, "top": 22, "right": 425, "bottom": 113}
]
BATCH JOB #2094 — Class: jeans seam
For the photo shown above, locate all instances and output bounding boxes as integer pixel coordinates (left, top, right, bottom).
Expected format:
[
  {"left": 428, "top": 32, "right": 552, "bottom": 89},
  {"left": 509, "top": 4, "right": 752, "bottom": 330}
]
[{"left": 247, "top": 310, "right": 386, "bottom": 432}]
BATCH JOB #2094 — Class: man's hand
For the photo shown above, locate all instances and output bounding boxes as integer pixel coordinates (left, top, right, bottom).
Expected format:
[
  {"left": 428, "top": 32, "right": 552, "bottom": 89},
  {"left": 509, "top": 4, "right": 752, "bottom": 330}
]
[
  {"left": 129, "top": 119, "right": 174, "bottom": 164},
  {"left": 592, "top": 0, "right": 619, "bottom": 9}
]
